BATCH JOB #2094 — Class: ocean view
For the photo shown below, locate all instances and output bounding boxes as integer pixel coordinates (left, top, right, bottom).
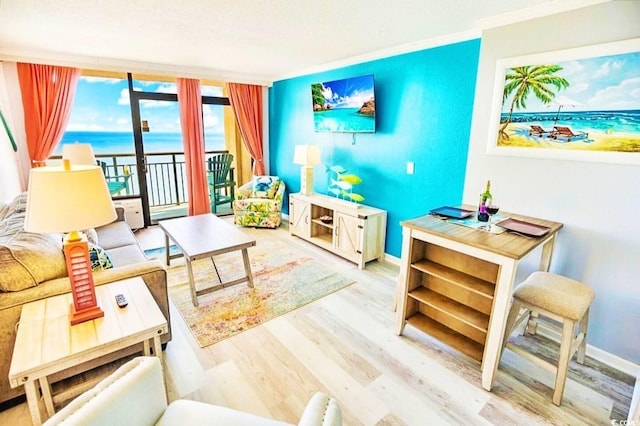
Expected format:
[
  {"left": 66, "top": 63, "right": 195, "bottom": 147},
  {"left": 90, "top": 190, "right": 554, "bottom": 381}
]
[{"left": 56, "top": 131, "right": 225, "bottom": 155}]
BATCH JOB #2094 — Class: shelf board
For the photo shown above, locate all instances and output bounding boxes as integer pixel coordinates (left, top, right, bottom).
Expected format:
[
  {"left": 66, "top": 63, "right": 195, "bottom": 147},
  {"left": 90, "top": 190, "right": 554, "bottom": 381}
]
[
  {"left": 311, "top": 233, "right": 333, "bottom": 248},
  {"left": 406, "top": 313, "right": 484, "bottom": 362},
  {"left": 311, "top": 218, "right": 334, "bottom": 229},
  {"left": 408, "top": 287, "right": 489, "bottom": 332},
  {"left": 411, "top": 260, "right": 495, "bottom": 299}
]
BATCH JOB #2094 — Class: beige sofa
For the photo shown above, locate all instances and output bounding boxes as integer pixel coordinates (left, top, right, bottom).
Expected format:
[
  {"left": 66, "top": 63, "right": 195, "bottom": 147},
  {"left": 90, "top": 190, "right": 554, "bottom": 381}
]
[
  {"left": 0, "top": 193, "right": 171, "bottom": 404},
  {"left": 45, "top": 356, "right": 342, "bottom": 426}
]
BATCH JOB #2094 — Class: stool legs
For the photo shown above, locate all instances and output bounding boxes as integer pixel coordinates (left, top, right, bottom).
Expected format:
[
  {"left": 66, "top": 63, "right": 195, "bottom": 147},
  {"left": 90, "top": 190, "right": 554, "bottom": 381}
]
[
  {"left": 553, "top": 317, "right": 576, "bottom": 405},
  {"left": 577, "top": 308, "right": 590, "bottom": 364}
]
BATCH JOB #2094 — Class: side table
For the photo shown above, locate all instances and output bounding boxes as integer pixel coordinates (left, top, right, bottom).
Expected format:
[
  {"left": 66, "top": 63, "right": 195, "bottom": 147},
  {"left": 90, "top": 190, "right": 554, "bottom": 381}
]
[{"left": 8, "top": 277, "right": 168, "bottom": 425}]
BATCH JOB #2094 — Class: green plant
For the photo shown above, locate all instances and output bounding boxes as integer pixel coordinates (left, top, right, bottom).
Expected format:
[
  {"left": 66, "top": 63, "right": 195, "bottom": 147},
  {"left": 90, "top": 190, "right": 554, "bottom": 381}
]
[{"left": 325, "top": 165, "right": 364, "bottom": 202}]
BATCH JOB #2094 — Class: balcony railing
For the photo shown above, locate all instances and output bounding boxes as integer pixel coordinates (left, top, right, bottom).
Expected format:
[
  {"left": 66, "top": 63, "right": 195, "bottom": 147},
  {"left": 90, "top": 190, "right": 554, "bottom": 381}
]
[{"left": 52, "top": 150, "right": 229, "bottom": 213}]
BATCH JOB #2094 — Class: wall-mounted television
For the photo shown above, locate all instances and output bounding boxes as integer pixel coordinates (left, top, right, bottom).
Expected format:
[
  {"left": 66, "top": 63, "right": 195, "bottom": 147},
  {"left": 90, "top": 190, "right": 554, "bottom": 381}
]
[{"left": 311, "top": 74, "right": 375, "bottom": 133}]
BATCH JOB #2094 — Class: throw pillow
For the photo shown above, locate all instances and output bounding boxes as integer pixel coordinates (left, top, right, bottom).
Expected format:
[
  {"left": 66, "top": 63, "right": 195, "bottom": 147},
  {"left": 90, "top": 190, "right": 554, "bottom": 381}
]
[
  {"left": 88, "top": 244, "right": 113, "bottom": 271},
  {"left": 252, "top": 176, "right": 280, "bottom": 199}
]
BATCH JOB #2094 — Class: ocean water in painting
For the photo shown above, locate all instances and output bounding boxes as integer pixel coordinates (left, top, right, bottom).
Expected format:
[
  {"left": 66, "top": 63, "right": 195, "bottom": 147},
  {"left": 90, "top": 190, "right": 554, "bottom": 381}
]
[
  {"left": 501, "top": 110, "right": 640, "bottom": 135},
  {"left": 313, "top": 108, "right": 375, "bottom": 133}
]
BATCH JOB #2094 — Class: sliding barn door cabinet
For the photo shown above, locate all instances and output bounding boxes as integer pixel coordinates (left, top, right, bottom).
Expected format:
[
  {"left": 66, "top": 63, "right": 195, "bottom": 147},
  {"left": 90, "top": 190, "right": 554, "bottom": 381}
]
[{"left": 289, "top": 193, "right": 387, "bottom": 269}]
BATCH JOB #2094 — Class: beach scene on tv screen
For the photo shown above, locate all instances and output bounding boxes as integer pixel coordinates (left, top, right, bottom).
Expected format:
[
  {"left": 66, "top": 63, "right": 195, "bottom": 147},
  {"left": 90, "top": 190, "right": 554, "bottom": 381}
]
[{"left": 311, "top": 74, "right": 375, "bottom": 133}]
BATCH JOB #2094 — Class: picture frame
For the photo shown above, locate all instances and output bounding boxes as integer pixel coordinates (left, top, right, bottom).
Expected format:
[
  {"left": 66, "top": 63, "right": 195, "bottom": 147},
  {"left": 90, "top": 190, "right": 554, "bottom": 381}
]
[{"left": 486, "top": 38, "right": 640, "bottom": 165}]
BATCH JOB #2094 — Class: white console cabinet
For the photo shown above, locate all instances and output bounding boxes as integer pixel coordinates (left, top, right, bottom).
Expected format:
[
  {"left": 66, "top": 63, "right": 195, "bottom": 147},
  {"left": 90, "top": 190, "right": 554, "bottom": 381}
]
[{"left": 289, "top": 193, "right": 387, "bottom": 269}]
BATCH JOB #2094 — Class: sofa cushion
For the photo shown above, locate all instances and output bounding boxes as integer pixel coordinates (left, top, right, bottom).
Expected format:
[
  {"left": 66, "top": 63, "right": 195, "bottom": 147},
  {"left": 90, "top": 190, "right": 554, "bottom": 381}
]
[
  {"left": 251, "top": 176, "right": 280, "bottom": 199},
  {"left": 96, "top": 221, "right": 138, "bottom": 250},
  {"left": 89, "top": 244, "right": 113, "bottom": 271},
  {"left": 106, "top": 245, "right": 147, "bottom": 267},
  {"left": 0, "top": 193, "right": 67, "bottom": 292}
]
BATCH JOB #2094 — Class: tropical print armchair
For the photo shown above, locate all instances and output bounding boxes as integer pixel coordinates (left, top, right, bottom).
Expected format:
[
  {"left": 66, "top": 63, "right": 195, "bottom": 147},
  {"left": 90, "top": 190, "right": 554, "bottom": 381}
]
[{"left": 233, "top": 176, "right": 285, "bottom": 228}]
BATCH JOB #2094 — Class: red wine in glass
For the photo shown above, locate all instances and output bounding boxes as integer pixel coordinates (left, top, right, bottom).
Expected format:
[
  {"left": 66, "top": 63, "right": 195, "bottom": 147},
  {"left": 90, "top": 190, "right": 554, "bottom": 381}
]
[{"left": 486, "top": 203, "right": 499, "bottom": 231}]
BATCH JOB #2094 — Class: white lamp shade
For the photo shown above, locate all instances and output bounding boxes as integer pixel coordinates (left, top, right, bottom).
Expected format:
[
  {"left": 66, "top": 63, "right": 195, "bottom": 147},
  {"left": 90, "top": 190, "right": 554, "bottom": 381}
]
[
  {"left": 62, "top": 143, "right": 97, "bottom": 165},
  {"left": 293, "top": 145, "right": 321, "bottom": 166},
  {"left": 24, "top": 165, "right": 117, "bottom": 233}
]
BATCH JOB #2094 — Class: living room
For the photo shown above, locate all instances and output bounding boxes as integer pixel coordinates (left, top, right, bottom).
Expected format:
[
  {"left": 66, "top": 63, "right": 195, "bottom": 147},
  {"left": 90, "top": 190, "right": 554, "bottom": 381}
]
[{"left": 1, "top": 0, "right": 639, "bottom": 425}]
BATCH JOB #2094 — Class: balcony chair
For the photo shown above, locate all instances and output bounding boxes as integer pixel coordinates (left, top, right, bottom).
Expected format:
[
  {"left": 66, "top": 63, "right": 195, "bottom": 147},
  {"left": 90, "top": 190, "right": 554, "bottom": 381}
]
[
  {"left": 44, "top": 356, "right": 342, "bottom": 426},
  {"left": 98, "top": 160, "right": 133, "bottom": 196},
  {"left": 208, "top": 153, "right": 235, "bottom": 214},
  {"left": 233, "top": 176, "right": 285, "bottom": 228}
]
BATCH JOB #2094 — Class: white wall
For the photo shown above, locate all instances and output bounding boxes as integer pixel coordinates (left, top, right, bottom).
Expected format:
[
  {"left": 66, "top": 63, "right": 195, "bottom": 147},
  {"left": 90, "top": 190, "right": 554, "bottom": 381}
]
[
  {"left": 0, "top": 62, "right": 26, "bottom": 202},
  {"left": 464, "top": 1, "right": 640, "bottom": 365}
]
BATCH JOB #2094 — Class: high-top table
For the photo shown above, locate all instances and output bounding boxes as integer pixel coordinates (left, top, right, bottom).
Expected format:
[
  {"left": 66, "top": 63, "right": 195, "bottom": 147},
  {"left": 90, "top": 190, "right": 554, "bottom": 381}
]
[
  {"left": 158, "top": 213, "right": 256, "bottom": 306},
  {"left": 8, "top": 277, "right": 167, "bottom": 425},
  {"left": 395, "top": 209, "right": 563, "bottom": 392}
]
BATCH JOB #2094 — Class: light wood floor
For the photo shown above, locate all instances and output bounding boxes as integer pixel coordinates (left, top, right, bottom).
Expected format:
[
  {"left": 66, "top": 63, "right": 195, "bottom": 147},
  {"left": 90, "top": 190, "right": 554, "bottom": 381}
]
[{"left": 0, "top": 218, "right": 634, "bottom": 425}]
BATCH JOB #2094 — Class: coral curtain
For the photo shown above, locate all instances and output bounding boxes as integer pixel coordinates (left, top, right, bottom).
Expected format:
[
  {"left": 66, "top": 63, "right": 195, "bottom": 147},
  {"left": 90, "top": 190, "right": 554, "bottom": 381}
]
[
  {"left": 226, "top": 83, "right": 265, "bottom": 176},
  {"left": 177, "top": 78, "right": 210, "bottom": 216},
  {"left": 17, "top": 63, "right": 80, "bottom": 167}
]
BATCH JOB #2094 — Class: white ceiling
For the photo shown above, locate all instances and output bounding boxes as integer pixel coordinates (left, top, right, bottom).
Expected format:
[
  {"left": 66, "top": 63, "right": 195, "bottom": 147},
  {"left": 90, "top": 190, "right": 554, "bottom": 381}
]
[{"left": 0, "top": 0, "right": 606, "bottom": 85}]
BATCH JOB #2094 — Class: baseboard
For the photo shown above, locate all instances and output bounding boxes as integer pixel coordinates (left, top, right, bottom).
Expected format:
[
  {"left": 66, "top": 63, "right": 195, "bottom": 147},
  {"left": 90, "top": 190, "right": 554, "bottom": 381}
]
[
  {"left": 383, "top": 253, "right": 401, "bottom": 266},
  {"left": 535, "top": 322, "right": 640, "bottom": 377}
]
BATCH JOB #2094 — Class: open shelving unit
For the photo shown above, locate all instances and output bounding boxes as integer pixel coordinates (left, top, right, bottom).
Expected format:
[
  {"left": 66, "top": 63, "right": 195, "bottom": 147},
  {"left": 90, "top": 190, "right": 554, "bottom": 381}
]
[{"left": 400, "top": 235, "right": 499, "bottom": 362}]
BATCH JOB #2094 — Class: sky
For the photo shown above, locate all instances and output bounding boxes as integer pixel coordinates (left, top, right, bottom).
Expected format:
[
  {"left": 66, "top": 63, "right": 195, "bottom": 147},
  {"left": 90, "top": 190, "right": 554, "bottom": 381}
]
[
  {"left": 66, "top": 76, "right": 226, "bottom": 133},
  {"left": 320, "top": 74, "right": 375, "bottom": 108},
  {"left": 502, "top": 50, "right": 640, "bottom": 113}
]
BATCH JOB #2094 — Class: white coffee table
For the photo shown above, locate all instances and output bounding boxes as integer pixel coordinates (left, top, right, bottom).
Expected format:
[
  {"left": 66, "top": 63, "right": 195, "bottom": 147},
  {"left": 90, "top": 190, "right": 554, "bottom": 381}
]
[
  {"left": 158, "top": 213, "right": 256, "bottom": 306},
  {"left": 8, "top": 277, "right": 168, "bottom": 425}
]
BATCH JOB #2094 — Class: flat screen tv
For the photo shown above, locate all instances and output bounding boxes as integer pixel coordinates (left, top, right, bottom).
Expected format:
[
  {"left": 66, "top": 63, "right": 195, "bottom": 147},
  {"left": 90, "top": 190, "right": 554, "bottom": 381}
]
[{"left": 311, "top": 74, "right": 375, "bottom": 133}]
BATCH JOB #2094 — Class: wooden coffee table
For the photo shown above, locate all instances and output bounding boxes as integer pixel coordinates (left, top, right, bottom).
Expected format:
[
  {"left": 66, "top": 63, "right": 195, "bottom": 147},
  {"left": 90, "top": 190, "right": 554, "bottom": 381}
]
[
  {"left": 8, "top": 277, "right": 168, "bottom": 425},
  {"left": 158, "top": 213, "right": 256, "bottom": 306}
]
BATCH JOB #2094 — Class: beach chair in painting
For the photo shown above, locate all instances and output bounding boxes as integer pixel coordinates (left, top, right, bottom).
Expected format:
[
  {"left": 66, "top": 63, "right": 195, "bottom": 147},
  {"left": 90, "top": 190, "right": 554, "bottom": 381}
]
[
  {"left": 529, "top": 125, "right": 552, "bottom": 137},
  {"left": 550, "top": 126, "right": 588, "bottom": 142}
]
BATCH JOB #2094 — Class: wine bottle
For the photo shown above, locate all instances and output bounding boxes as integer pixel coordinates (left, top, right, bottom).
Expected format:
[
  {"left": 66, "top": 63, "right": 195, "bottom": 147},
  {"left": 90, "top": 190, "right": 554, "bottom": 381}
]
[{"left": 477, "top": 180, "right": 492, "bottom": 222}]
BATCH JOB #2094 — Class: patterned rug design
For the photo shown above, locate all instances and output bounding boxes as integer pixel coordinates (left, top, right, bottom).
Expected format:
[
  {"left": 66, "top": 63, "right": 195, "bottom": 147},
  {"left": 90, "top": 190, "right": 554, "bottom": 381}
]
[{"left": 151, "top": 239, "right": 355, "bottom": 348}]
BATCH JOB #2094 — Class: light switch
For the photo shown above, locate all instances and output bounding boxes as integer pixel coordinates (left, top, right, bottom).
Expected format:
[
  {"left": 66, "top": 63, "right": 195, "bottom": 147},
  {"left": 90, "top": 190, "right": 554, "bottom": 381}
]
[{"left": 406, "top": 161, "right": 414, "bottom": 175}]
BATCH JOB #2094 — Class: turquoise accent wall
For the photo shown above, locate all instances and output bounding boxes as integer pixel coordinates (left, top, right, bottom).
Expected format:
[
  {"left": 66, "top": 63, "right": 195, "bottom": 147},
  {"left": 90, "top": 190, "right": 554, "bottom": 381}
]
[{"left": 269, "top": 39, "right": 481, "bottom": 257}]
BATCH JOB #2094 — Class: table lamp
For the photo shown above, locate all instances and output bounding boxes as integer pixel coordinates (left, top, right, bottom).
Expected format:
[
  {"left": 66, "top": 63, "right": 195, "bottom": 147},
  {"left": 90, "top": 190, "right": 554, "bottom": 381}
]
[
  {"left": 293, "top": 144, "right": 321, "bottom": 195},
  {"left": 62, "top": 142, "right": 97, "bottom": 166},
  {"left": 24, "top": 160, "right": 117, "bottom": 325}
]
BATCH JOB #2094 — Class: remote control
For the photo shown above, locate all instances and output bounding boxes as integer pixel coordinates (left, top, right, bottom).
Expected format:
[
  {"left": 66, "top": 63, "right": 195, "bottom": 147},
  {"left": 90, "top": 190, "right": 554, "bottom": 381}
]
[{"left": 115, "top": 294, "right": 128, "bottom": 308}]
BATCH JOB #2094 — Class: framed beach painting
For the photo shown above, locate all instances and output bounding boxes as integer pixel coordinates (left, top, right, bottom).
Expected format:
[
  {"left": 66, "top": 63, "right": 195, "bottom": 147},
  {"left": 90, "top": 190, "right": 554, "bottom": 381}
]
[{"left": 486, "top": 38, "right": 640, "bottom": 165}]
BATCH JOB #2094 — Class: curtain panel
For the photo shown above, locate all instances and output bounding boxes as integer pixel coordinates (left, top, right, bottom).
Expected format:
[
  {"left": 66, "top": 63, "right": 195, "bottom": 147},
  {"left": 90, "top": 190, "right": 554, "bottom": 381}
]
[
  {"left": 177, "top": 78, "right": 211, "bottom": 216},
  {"left": 17, "top": 63, "right": 80, "bottom": 168},
  {"left": 226, "top": 83, "right": 265, "bottom": 176}
]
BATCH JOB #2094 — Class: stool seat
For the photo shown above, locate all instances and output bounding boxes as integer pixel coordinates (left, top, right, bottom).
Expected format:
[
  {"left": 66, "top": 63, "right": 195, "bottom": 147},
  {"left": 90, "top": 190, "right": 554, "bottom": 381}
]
[
  {"left": 501, "top": 271, "right": 595, "bottom": 406},
  {"left": 514, "top": 271, "right": 595, "bottom": 321}
]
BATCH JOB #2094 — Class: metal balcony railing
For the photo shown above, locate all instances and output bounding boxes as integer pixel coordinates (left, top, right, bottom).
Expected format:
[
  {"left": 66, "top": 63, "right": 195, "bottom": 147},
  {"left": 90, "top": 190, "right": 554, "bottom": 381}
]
[{"left": 52, "top": 150, "right": 229, "bottom": 210}]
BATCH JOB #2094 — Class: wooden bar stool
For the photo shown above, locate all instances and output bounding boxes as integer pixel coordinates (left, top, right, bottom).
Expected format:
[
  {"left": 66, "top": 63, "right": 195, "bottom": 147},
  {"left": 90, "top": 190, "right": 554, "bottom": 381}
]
[{"left": 500, "top": 271, "right": 595, "bottom": 405}]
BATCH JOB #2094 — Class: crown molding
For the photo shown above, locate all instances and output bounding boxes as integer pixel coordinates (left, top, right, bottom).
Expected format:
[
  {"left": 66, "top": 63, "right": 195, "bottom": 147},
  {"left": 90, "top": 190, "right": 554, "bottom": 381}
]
[
  {"left": 0, "top": 48, "right": 274, "bottom": 87},
  {"left": 475, "top": 0, "right": 611, "bottom": 30},
  {"left": 275, "top": 29, "right": 481, "bottom": 82}
]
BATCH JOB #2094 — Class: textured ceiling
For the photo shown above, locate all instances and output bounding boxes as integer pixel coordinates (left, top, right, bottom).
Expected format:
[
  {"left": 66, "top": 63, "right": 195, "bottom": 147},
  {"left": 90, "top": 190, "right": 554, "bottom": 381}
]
[{"left": 0, "top": 0, "right": 605, "bottom": 84}]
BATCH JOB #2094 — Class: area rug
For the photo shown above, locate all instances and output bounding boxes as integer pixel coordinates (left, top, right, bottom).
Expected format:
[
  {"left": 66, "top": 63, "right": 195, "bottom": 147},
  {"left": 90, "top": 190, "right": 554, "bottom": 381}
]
[{"left": 155, "top": 239, "right": 355, "bottom": 348}]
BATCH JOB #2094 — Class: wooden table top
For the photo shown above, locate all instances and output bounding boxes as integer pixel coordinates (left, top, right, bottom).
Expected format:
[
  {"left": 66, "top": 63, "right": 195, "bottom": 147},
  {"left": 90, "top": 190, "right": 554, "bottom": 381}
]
[
  {"left": 158, "top": 213, "right": 256, "bottom": 259},
  {"left": 8, "top": 277, "right": 167, "bottom": 387},
  {"left": 401, "top": 208, "right": 563, "bottom": 260}
]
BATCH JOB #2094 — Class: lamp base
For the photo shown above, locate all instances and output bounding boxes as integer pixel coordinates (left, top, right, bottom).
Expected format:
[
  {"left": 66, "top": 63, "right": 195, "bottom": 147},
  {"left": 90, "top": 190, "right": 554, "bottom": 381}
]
[
  {"left": 69, "top": 303, "right": 104, "bottom": 325},
  {"left": 300, "top": 166, "right": 315, "bottom": 196},
  {"left": 63, "top": 234, "right": 104, "bottom": 325}
]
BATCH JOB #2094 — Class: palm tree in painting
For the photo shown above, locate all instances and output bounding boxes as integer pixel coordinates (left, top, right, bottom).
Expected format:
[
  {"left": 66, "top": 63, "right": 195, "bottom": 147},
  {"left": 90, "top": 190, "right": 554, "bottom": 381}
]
[{"left": 499, "top": 65, "right": 569, "bottom": 139}]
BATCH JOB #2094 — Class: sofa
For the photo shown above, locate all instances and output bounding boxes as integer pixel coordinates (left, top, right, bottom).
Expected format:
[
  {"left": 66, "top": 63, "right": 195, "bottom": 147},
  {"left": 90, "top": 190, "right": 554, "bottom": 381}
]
[
  {"left": 45, "top": 356, "right": 342, "bottom": 426},
  {"left": 0, "top": 192, "right": 171, "bottom": 404},
  {"left": 233, "top": 176, "right": 286, "bottom": 228}
]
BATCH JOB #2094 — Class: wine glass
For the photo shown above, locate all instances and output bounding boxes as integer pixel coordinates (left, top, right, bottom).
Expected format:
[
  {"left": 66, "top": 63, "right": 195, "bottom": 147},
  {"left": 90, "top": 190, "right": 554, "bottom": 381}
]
[{"left": 486, "top": 200, "right": 500, "bottom": 231}]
